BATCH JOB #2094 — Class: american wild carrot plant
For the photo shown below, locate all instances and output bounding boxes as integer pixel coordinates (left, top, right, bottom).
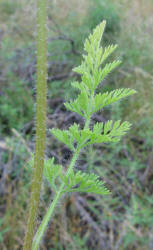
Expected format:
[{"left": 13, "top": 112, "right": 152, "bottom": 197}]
[
  {"left": 25, "top": 19, "right": 136, "bottom": 250},
  {"left": 22, "top": 2, "right": 136, "bottom": 248}
]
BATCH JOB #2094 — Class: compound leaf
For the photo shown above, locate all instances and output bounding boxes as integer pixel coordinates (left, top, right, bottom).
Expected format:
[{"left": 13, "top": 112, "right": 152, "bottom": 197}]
[
  {"left": 51, "top": 128, "right": 74, "bottom": 151},
  {"left": 93, "top": 88, "right": 137, "bottom": 113},
  {"left": 43, "top": 158, "right": 63, "bottom": 192},
  {"left": 62, "top": 170, "right": 110, "bottom": 195}
]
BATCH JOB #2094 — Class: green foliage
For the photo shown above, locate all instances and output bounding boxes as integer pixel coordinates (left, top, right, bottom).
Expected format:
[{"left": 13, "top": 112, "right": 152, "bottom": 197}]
[
  {"left": 72, "top": 21, "right": 121, "bottom": 93},
  {"left": 92, "top": 120, "right": 131, "bottom": 142},
  {"left": 51, "top": 120, "right": 131, "bottom": 152},
  {"left": 33, "top": 21, "right": 136, "bottom": 248},
  {"left": 43, "top": 159, "right": 109, "bottom": 195},
  {"left": 33, "top": 23, "right": 135, "bottom": 249},
  {"left": 43, "top": 158, "right": 62, "bottom": 192},
  {"left": 93, "top": 88, "right": 136, "bottom": 113},
  {"left": 62, "top": 170, "right": 109, "bottom": 195},
  {"left": 51, "top": 124, "right": 91, "bottom": 151},
  {"left": 46, "top": 21, "right": 135, "bottom": 198},
  {"left": 51, "top": 127, "right": 75, "bottom": 151},
  {"left": 64, "top": 21, "right": 136, "bottom": 121}
]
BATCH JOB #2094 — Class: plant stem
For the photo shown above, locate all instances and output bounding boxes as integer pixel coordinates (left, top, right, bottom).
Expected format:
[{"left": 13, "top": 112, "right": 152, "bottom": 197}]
[
  {"left": 23, "top": 1, "right": 47, "bottom": 249},
  {"left": 88, "top": 144, "right": 94, "bottom": 172},
  {"left": 32, "top": 101, "right": 91, "bottom": 250},
  {"left": 85, "top": 117, "right": 90, "bottom": 129},
  {"left": 32, "top": 150, "right": 80, "bottom": 250}
]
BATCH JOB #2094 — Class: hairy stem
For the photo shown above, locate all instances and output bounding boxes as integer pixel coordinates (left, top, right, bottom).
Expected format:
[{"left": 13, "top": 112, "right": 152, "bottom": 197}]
[
  {"left": 32, "top": 150, "right": 80, "bottom": 250},
  {"left": 23, "top": 1, "right": 47, "bottom": 249}
]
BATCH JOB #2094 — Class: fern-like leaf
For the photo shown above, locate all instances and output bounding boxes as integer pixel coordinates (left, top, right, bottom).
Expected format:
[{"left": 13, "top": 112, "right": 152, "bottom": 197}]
[
  {"left": 101, "top": 44, "right": 118, "bottom": 63},
  {"left": 43, "top": 158, "right": 63, "bottom": 192},
  {"left": 93, "top": 88, "right": 137, "bottom": 113},
  {"left": 51, "top": 128, "right": 74, "bottom": 151},
  {"left": 51, "top": 120, "right": 131, "bottom": 150},
  {"left": 93, "top": 120, "right": 131, "bottom": 143},
  {"left": 84, "top": 120, "right": 132, "bottom": 146},
  {"left": 68, "top": 21, "right": 136, "bottom": 119},
  {"left": 64, "top": 90, "right": 90, "bottom": 118},
  {"left": 99, "top": 60, "right": 121, "bottom": 84},
  {"left": 62, "top": 170, "right": 109, "bottom": 195},
  {"left": 84, "top": 21, "right": 106, "bottom": 53},
  {"left": 50, "top": 124, "right": 91, "bottom": 150}
]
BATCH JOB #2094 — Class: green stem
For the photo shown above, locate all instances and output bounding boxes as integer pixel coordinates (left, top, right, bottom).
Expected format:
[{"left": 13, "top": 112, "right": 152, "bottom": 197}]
[
  {"left": 32, "top": 150, "right": 80, "bottom": 250},
  {"left": 32, "top": 96, "right": 92, "bottom": 250},
  {"left": 88, "top": 144, "right": 94, "bottom": 172},
  {"left": 86, "top": 93, "right": 94, "bottom": 171},
  {"left": 23, "top": 1, "right": 47, "bottom": 249},
  {"left": 84, "top": 117, "right": 90, "bottom": 129}
]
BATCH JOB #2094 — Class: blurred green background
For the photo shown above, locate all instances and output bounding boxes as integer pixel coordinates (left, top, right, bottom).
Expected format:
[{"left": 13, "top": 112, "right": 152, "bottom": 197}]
[{"left": 0, "top": 0, "right": 153, "bottom": 249}]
